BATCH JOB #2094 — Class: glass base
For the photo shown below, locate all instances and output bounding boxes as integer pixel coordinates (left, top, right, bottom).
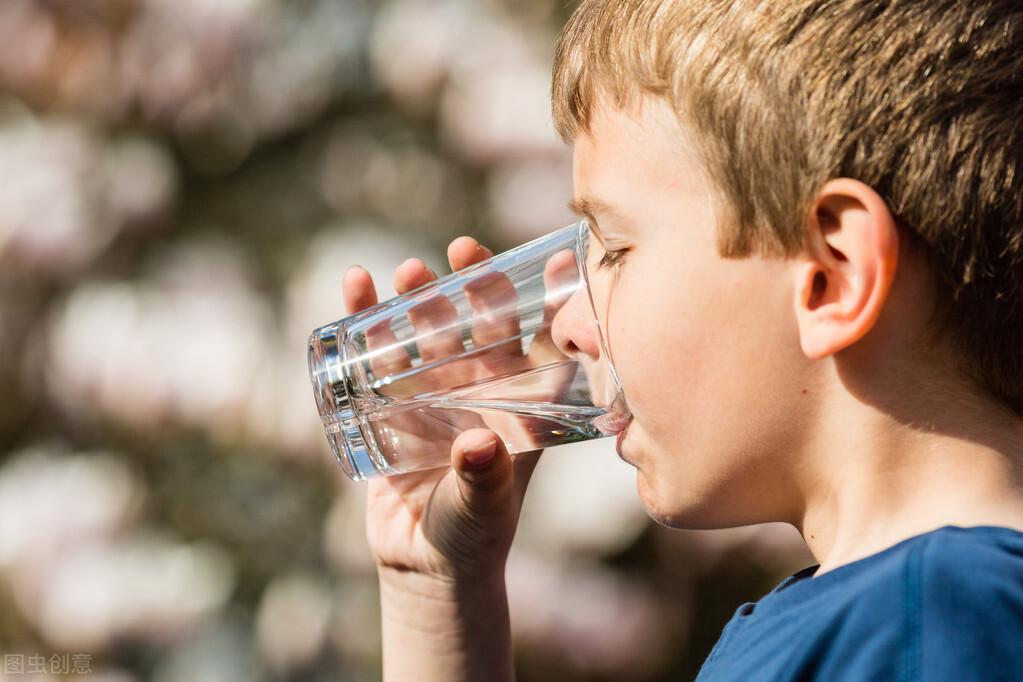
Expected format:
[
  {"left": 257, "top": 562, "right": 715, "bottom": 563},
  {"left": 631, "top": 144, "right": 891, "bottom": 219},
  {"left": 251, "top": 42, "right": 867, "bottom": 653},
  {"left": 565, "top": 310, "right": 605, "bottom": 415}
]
[{"left": 322, "top": 407, "right": 395, "bottom": 481}]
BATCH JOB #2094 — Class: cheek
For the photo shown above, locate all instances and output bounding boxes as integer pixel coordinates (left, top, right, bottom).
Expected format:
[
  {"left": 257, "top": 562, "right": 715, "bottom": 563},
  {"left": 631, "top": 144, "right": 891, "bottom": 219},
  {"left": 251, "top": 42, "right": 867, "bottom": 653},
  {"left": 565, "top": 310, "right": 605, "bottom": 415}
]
[
  {"left": 603, "top": 263, "right": 694, "bottom": 422},
  {"left": 606, "top": 253, "right": 799, "bottom": 457}
]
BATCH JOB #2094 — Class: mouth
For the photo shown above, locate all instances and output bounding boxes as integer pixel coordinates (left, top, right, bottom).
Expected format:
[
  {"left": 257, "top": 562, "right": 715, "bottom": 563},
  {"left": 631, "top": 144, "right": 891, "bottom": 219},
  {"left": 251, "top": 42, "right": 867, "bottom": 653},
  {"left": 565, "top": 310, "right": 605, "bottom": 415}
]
[
  {"left": 615, "top": 418, "right": 633, "bottom": 462},
  {"left": 594, "top": 410, "right": 631, "bottom": 436}
]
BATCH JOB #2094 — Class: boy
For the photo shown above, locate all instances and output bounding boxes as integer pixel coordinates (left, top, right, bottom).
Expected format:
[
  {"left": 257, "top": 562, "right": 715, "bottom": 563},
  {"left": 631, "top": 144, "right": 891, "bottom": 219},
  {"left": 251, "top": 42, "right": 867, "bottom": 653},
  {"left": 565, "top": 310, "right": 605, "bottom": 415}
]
[{"left": 341, "top": 0, "right": 1023, "bottom": 679}]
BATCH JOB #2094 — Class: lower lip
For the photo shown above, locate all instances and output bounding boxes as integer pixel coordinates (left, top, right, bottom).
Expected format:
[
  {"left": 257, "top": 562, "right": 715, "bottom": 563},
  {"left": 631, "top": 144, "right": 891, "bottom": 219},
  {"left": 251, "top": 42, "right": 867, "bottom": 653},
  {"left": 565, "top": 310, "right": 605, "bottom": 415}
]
[{"left": 615, "top": 419, "right": 632, "bottom": 455}]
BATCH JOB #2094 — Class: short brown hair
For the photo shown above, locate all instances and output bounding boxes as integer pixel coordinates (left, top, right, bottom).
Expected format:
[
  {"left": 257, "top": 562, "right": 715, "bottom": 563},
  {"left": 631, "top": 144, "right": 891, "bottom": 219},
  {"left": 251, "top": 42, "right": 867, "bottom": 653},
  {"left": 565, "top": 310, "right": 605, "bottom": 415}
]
[{"left": 552, "top": 0, "right": 1023, "bottom": 415}]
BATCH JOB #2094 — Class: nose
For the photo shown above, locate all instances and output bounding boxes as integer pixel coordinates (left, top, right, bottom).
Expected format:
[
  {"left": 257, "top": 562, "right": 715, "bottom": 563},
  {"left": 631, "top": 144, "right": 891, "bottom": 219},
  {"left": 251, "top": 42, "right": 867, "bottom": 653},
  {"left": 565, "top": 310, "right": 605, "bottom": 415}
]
[{"left": 551, "top": 287, "right": 602, "bottom": 362}]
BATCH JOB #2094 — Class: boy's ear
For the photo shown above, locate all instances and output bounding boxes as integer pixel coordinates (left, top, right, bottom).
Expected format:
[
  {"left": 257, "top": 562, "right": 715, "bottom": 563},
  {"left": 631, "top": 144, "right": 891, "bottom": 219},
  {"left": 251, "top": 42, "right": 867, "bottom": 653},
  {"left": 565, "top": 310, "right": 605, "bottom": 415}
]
[{"left": 794, "top": 178, "right": 899, "bottom": 359}]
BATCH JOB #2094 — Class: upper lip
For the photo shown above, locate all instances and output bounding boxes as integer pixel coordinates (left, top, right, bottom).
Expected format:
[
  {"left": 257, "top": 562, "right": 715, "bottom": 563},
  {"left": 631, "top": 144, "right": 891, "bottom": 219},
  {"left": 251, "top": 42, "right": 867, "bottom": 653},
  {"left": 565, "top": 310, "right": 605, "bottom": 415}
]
[{"left": 598, "top": 411, "right": 632, "bottom": 436}]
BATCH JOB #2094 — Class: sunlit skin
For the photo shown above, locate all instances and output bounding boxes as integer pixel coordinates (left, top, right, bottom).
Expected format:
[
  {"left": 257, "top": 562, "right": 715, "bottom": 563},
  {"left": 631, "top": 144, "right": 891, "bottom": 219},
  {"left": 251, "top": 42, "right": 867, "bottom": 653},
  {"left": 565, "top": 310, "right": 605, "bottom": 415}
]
[
  {"left": 343, "top": 240, "right": 545, "bottom": 580},
  {"left": 345, "top": 93, "right": 1023, "bottom": 583},
  {"left": 344, "top": 92, "right": 1023, "bottom": 682},
  {"left": 566, "top": 97, "right": 810, "bottom": 531},
  {"left": 567, "top": 96, "right": 1023, "bottom": 574}
]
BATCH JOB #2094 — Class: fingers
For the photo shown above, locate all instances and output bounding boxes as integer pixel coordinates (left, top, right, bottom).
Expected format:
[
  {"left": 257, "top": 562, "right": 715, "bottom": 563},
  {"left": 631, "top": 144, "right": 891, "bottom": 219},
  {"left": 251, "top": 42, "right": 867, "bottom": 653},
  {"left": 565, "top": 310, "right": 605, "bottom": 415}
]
[
  {"left": 450, "top": 428, "right": 514, "bottom": 516},
  {"left": 346, "top": 237, "right": 503, "bottom": 379},
  {"left": 528, "top": 249, "right": 580, "bottom": 363},
  {"left": 464, "top": 272, "right": 522, "bottom": 359},
  {"left": 541, "top": 249, "right": 580, "bottom": 328},
  {"left": 343, "top": 266, "right": 411, "bottom": 377},
  {"left": 448, "top": 236, "right": 493, "bottom": 272},
  {"left": 398, "top": 258, "right": 467, "bottom": 364},
  {"left": 449, "top": 236, "right": 522, "bottom": 361},
  {"left": 450, "top": 430, "right": 543, "bottom": 519},
  {"left": 393, "top": 257, "right": 438, "bottom": 296},
  {"left": 343, "top": 265, "right": 379, "bottom": 314}
]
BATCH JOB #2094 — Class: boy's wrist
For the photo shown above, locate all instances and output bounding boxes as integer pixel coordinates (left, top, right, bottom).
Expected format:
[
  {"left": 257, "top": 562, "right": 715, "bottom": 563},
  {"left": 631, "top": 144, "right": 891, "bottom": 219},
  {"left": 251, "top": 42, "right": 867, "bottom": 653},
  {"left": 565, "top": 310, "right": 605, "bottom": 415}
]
[
  {"left": 376, "top": 560, "right": 505, "bottom": 596},
  {"left": 378, "top": 565, "right": 514, "bottom": 682},
  {"left": 378, "top": 564, "right": 507, "bottom": 627}
]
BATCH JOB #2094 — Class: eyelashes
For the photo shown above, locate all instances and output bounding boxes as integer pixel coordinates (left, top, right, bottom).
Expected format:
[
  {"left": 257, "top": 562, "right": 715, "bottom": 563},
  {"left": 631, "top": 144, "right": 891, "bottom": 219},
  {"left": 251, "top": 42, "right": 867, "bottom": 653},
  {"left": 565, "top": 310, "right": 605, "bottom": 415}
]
[{"left": 595, "top": 248, "right": 628, "bottom": 271}]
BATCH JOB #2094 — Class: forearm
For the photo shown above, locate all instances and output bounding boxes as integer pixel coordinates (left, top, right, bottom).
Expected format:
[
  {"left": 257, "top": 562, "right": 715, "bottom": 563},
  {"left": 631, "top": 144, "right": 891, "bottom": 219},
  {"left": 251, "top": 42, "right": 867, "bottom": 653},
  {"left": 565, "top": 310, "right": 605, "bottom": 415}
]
[{"left": 378, "top": 567, "right": 514, "bottom": 682}]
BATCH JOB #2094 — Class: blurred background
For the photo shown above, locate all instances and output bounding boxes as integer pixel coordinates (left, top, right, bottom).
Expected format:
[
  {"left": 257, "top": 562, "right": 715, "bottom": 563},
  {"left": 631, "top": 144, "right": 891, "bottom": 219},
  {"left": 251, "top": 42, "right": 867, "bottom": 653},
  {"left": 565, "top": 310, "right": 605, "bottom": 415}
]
[{"left": 0, "top": 0, "right": 813, "bottom": 680}]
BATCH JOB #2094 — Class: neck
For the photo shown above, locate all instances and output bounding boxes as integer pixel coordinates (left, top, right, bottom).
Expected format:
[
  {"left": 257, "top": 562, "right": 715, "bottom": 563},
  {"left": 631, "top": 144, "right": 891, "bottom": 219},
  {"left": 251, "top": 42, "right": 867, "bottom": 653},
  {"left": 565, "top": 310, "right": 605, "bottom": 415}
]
[{"left": 793, "top": 381, "right": 1023, "bottom": 576}]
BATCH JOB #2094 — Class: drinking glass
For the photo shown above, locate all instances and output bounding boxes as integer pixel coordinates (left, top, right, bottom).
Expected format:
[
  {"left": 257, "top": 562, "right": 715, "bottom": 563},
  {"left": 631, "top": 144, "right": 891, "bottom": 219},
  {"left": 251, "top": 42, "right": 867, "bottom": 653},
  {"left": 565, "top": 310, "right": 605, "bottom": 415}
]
[{"left": 308, "top": 220, "right": 630, "bottom": 480}]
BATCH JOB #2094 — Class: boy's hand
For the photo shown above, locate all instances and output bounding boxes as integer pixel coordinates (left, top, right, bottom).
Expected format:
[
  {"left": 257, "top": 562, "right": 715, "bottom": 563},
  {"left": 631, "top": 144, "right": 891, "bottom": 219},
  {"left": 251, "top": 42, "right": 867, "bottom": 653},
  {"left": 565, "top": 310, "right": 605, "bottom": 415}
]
[{"left": 342, "top": 236, "right": 544, "bottom": 584}]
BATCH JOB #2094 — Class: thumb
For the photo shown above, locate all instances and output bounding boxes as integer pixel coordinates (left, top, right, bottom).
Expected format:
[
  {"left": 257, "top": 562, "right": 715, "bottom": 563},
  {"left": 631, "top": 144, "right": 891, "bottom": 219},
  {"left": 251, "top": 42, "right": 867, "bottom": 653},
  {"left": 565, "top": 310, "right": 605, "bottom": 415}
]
[{"left": 450, "top": 428, "right": 513, "bottom": 516}]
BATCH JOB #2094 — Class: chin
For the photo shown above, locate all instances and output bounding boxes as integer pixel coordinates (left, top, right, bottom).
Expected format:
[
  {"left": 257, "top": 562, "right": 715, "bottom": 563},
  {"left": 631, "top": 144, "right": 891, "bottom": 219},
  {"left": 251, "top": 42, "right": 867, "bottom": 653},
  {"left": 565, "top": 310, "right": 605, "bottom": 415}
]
[
  {"left": 636, "top": 469, "right": 738, "bottom": 531},
  {"left": 636, "top": 471, "right": 684, "bottom": 528}
]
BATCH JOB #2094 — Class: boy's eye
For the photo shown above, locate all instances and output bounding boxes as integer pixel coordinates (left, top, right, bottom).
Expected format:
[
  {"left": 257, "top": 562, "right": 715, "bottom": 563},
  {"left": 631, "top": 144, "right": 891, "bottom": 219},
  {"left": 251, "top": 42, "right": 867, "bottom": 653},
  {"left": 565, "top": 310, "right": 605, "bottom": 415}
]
[{"left": 596, "top": 248, "right": 628, "bottom": 271}]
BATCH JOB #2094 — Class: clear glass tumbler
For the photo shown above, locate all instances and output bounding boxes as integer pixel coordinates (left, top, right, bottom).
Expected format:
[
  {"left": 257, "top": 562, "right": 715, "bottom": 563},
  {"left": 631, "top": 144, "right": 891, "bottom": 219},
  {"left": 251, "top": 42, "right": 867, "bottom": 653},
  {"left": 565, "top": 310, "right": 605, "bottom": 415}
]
[{"left": 308, "top": 221, "right": 630, "bottom": 480}]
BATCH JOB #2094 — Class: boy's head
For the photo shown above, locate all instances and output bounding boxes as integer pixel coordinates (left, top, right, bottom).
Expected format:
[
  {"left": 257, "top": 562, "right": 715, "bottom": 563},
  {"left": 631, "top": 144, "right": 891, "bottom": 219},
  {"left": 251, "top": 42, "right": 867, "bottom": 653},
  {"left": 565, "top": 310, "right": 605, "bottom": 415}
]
[{"left": 551, "top": 1, "right": 1023, "bottom": 528}]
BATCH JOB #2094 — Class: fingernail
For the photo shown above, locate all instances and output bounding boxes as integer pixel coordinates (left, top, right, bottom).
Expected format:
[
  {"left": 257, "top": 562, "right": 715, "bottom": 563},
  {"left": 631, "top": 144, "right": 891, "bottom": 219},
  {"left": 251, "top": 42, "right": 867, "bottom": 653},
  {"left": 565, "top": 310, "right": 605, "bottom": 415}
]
[
  {"left": 404, "top": 257, "right": 437, "bottom": 275},
  {"left": 463, "top": 438, "right": 497, "bottom": 467}
]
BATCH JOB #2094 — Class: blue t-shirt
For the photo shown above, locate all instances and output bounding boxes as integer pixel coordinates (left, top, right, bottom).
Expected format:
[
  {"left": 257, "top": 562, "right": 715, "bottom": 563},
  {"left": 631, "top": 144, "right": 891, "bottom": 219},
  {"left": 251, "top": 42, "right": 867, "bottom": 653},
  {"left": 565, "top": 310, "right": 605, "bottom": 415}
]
[{"left": 696, "top": 525, "right": 1023, "bottom": 681}]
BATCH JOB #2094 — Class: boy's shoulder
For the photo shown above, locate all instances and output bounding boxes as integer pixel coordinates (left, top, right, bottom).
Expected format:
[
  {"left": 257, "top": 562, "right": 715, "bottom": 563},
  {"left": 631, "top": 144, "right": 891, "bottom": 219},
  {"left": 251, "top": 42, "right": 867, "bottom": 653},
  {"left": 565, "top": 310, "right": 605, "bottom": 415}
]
[
  {"left": 834, "top": 524, "right": 1023, "bottom": 619},
  {"left": 815, "top": 525, "right": 1023, "bottom": 679},
  {"left": 894, "top": 524, "right": 1023, "bottom": 629},
  {"left": 857, "top": 523, "right": 1023, "bottom": 597},
  {"left": 848, "top": 525, "right": 1023, "bottom": 678},
  {"left": 914, "top": 524, "right": 1023, "bottom": 596},
  {"left": 697, "top": 526, "right": 1023, "bottom": 681},
  {"left": 774, "top": 524, "right": 1023, "bottom": 599}
]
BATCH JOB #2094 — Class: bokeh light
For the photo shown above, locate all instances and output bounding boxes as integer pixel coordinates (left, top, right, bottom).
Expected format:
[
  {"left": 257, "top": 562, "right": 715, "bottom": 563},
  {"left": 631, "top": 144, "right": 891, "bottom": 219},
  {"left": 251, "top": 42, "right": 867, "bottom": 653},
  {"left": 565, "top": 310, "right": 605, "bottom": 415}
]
[{"left": 0, "top": 1, "right": 813, "bottom": 679}]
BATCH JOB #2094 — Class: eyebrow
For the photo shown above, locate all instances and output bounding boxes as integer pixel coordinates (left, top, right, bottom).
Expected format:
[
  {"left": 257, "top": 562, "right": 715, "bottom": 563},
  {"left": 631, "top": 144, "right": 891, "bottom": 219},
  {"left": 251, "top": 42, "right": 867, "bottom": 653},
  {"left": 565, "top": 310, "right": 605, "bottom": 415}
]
[
  {"left": 567, "top": 196, "right": 617, "bottom": 239},
  {"left": 567, "top": 196, "right": 616, "bottom": 219}
]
